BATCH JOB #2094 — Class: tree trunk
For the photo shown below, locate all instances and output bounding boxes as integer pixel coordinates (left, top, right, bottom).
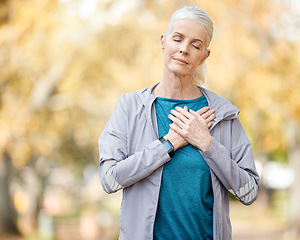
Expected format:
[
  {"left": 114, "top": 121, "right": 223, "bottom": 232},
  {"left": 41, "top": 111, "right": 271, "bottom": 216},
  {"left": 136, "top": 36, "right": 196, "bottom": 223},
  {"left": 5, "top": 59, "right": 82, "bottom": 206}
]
[
  {"left": 285, "top": 121, "right": 300, "bottom": 239},
  {"left": 0, "top": 152, "right": 19, "bottom": 235}
]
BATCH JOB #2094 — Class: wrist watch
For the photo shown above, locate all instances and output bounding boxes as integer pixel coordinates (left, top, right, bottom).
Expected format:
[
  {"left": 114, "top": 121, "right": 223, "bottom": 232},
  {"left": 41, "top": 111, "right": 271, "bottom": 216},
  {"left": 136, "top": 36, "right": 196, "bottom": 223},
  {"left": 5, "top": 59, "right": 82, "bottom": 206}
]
[{"left": 159, "top": 136, "right": 174, "bottom": 158}]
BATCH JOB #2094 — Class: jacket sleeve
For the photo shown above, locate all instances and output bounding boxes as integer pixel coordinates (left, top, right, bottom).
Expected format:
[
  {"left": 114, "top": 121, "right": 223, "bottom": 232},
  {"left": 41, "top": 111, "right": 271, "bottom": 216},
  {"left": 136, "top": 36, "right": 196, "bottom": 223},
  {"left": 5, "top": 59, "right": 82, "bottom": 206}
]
[
  {"left": 98, "top": 94, "right": 170, "bottom": 194},
  {"left": 201, "top": 118, "right": 259, "bottom": 205}
]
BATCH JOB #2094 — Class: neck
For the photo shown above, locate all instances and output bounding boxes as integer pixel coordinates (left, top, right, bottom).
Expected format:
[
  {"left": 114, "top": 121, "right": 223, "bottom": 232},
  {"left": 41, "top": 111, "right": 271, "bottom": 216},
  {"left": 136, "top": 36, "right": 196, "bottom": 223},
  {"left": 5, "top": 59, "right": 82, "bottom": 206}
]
[{"left": 154, "top": 72, "right": 202, "bottom": 100}]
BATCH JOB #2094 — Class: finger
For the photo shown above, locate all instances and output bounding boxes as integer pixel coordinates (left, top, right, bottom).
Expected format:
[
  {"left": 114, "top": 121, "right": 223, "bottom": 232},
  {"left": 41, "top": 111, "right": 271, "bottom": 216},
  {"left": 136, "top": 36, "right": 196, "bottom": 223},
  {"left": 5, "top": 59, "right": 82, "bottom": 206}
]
[
  {"left": 190, "top": 109, "right": 214, "bottom": 127},
  {"left": 205, "top": 113, "right": 215, "bottom": 124},
  {"left": 200, "top": 109, "right": 215, "bottom": 120},
  {"left": 196, "top": 106, "right": 210, "bottom": 115},
  {"left": 168, "top": 114, "right": 185, "bottom": 128},
  {"left": 169, "top": 123, "right": 185, "bottom": 136},
  {"left": 175, "top": 106, "right": 194, "bottom": 119},
  {"left": 170, "top": 109, "right": 189, "bottom": 123},
  {"left": 189, "top": 109, "right": 200, "bottom": 118},
  {"left": 189, "top": 109, "right": 205, "bottom": 120}
]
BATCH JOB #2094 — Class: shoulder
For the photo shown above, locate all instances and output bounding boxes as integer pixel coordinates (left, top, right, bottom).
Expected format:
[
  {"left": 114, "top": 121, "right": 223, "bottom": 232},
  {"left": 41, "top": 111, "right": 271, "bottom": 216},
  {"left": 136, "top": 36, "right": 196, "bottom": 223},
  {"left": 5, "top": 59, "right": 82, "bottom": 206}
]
[
  {"left": 118, "top": 92, "right": 139, "bottom": 107},
  {"left": 119, "top": 84, "right": 154, "bottom": 107},
  {"left": 119, "top": 91, "right": 139, "bottom": 103},
  {"left": 199, "top": 87, "right": 233, "bottom": 106},
  {"left": 199, "top": 86, "right": 240, "bottom": 116},
  {"left": 116, "top": 86, "right": 153, "bottom": 114}
]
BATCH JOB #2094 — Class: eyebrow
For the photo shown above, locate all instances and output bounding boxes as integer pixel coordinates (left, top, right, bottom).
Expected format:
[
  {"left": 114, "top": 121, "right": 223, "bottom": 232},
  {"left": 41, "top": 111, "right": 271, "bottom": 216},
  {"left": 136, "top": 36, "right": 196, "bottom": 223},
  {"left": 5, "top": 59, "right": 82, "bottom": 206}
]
[{"left": 173, "top": 32, "right": 204, "bottom": 44}]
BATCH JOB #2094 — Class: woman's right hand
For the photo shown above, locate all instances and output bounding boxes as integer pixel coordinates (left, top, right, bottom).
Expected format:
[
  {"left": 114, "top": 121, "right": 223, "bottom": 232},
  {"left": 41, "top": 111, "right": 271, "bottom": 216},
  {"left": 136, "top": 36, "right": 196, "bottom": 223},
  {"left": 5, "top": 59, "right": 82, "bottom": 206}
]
[
  {"left": 164, "top": 105, "right": 189, "bottom": 151},
  {"left": 164, "top": 125, "right": 188, "bottom": 151},
  {"left": 165, "top": 106, "right": 215, "bottom": 151}
]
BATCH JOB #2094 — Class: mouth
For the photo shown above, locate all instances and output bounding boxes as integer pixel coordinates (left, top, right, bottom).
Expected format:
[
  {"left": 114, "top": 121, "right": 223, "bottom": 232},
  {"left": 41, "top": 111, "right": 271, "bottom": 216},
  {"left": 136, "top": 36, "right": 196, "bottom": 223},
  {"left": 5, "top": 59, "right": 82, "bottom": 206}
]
[{"left": 173, "top": 57, "right": 188, "bottom": 64}]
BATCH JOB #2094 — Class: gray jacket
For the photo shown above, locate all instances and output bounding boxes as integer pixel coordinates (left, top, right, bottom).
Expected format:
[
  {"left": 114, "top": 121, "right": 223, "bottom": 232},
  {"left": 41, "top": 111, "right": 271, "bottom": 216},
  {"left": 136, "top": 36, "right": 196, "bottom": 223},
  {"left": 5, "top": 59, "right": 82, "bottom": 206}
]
[{"left": 98, "top": 83, "right": 259, "bottom": 240}]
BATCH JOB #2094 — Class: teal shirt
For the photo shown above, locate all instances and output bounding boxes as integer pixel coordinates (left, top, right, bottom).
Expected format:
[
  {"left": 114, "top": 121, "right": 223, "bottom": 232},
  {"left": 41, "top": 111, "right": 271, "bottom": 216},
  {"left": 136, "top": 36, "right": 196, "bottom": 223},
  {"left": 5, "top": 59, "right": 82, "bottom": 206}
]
[{"left": 153, "top": 96, "right": 214, "bottom": 240}]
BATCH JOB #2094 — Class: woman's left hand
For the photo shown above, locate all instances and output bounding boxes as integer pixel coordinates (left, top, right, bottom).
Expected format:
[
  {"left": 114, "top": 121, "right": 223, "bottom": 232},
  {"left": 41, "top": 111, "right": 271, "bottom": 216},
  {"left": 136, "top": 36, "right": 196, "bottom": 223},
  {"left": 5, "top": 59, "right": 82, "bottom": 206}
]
[{"left": 168, "top": 106, "right": 214, "bottom": 151}]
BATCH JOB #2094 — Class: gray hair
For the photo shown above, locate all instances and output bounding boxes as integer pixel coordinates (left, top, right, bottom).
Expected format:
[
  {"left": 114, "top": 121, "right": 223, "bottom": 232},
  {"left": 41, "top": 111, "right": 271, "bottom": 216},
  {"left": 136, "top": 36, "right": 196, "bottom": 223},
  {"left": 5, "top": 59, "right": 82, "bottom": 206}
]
[{"left": 165, "top": 6, "right": 214, "bottom": 85}]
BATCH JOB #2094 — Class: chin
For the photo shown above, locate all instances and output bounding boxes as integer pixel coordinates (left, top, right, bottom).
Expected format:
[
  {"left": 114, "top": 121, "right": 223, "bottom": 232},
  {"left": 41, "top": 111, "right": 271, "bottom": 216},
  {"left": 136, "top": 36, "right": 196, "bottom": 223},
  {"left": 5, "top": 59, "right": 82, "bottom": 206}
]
[{"left": 171, "top": 68, "right": 193, "bottom": 78}]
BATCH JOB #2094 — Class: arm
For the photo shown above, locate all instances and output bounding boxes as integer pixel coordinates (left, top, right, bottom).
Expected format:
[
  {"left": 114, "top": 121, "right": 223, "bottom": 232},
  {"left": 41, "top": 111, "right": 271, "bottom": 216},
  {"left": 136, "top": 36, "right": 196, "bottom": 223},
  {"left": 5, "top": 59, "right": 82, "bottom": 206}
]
[
  {"left": 99, "top": 140, "right": 170, "bottom": 193},
  {"left": 98, "top": 95, "right": 171, "bottom": 194},
  {"left": 201, "top": 119, "right": 259, "bottom": 205},
  {"left": 169, "top": 107, "right": 259, "bottom": 205}
]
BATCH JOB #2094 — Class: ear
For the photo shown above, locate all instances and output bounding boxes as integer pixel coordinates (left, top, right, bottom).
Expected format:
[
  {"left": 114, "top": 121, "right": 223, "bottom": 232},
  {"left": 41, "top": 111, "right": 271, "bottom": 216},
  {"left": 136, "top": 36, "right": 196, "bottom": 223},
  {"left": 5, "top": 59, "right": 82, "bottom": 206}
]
[
  {"left": 199, "top": 49, "right": 211, "bottom": 65},
  {"left": 160, "top": 34, "right": 165, "bottom": 52},
  {"left": 206, "top": 49, "right": 211, "bottom": 59}
]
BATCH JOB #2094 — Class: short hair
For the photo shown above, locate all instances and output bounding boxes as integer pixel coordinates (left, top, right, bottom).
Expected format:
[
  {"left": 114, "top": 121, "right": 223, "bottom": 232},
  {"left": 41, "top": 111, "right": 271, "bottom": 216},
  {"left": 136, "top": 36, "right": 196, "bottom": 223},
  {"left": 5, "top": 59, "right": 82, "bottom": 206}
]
[
  {"left": 165, "top": 6, "right": 214, "bottom": 85},
  {"left": 165, "top": 6, "right": 214, "bottom": 48}
]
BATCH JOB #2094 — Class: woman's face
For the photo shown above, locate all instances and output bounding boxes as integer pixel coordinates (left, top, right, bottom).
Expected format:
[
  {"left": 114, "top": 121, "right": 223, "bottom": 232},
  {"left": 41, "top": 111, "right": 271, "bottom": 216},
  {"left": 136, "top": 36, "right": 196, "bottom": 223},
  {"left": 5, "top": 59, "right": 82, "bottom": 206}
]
[{"left": 161, "top": 19, "right": 210, "bottom": 78}]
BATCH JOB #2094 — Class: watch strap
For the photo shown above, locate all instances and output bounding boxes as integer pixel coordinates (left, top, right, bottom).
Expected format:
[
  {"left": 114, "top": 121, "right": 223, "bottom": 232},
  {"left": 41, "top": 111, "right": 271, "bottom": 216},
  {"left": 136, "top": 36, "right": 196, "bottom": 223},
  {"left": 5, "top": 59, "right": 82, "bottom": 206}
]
[{"left": 159, "top": 136, "right": 175, "bottom": 158}]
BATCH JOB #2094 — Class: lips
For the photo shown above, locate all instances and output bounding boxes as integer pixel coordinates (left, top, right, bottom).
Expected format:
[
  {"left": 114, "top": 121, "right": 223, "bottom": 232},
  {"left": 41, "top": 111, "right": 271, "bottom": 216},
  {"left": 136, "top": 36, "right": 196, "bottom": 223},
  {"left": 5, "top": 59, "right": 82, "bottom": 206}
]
[{"left": 173, "top": 57, "right": 188, "bottom": 64}]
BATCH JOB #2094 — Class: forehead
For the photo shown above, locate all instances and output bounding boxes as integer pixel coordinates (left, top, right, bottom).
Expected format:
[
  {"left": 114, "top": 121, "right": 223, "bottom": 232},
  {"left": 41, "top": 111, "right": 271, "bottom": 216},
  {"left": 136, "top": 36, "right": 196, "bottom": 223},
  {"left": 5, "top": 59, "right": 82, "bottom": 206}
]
[{"left": 170, "top": 19, "right": 207, "bottom": 42}]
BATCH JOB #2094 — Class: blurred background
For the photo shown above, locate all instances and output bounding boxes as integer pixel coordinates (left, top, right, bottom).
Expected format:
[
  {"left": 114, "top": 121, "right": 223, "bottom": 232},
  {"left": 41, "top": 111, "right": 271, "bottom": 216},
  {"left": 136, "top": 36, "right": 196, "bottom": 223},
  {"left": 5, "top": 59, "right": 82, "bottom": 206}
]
[{"left": 0, "top": 0, "right": 300, "bottom": 239}]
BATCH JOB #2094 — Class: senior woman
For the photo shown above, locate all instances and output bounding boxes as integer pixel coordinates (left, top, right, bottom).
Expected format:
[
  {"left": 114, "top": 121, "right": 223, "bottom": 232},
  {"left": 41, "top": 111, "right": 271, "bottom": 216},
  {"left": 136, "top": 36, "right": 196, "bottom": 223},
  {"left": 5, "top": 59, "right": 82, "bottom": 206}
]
[{"left": 98, "top": 6, "right": 259, "bottom": 240}]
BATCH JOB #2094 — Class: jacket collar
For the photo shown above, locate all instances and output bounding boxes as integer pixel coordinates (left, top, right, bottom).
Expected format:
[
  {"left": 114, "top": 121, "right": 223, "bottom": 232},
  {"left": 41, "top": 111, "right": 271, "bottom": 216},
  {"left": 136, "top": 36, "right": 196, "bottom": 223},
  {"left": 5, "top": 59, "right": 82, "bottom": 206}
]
[
  {"left": 137, "top": 83, "right": 240, "bottom": 130},
  {"left": 197, "top": 86, "right": 240, "bottom": 130},
  {"left": 136, "top": 83, "right": 159, "bottom": 136},
  {"left": 137, "top": 82, "right": 159, "bottom": 106}
]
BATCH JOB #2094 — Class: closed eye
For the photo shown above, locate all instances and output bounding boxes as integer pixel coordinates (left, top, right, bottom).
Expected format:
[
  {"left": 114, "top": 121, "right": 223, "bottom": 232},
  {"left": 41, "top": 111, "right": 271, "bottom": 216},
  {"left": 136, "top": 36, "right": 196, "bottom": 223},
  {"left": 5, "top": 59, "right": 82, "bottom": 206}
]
[{"left": 192, "top": 44, "right": 200, "bottom": 49}]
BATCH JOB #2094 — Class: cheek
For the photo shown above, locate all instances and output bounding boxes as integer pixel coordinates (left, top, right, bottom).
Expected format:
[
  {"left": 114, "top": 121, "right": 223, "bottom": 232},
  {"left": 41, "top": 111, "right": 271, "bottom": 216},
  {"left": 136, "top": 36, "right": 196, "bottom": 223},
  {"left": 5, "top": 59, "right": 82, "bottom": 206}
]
[
  {"left": 190, "top": 56, "right": 201, "bottom": 67},
  {"left": 165, "top": 42, "right": 177, "bottom": 54},
  {"left": 195, "top": 53, "right": 206, "bottom": 65},
  {"left": 197, "top": 58, "right": 203, "bottom": 65},
  {"left": 163, "top": 48, "right": 174, "bottom": 62},
  {"left": 163, "top": 51, "right": 171, "bottom": 66}
]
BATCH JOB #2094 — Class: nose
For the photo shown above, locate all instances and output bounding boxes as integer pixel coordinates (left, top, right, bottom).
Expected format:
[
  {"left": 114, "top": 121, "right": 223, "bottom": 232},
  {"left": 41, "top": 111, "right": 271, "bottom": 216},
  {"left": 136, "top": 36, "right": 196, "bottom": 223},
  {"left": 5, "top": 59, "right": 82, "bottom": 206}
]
[
  {"left": 179, "top": 44, "right": 189, "bottom": 55},
  {"left": 179, "top": 49, "right": 188, "bottom": 55}
]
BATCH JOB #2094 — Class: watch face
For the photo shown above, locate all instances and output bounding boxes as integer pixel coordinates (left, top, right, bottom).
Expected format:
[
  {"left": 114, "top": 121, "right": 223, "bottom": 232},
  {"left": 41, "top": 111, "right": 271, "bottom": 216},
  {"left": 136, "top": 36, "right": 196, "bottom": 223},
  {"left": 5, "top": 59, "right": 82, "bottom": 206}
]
[
  {"left": 164, "top": 140, "right": 174, "bottom": 152},
  {"left": 159, "top": 137, "right": 174, "bottom": 157}
]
